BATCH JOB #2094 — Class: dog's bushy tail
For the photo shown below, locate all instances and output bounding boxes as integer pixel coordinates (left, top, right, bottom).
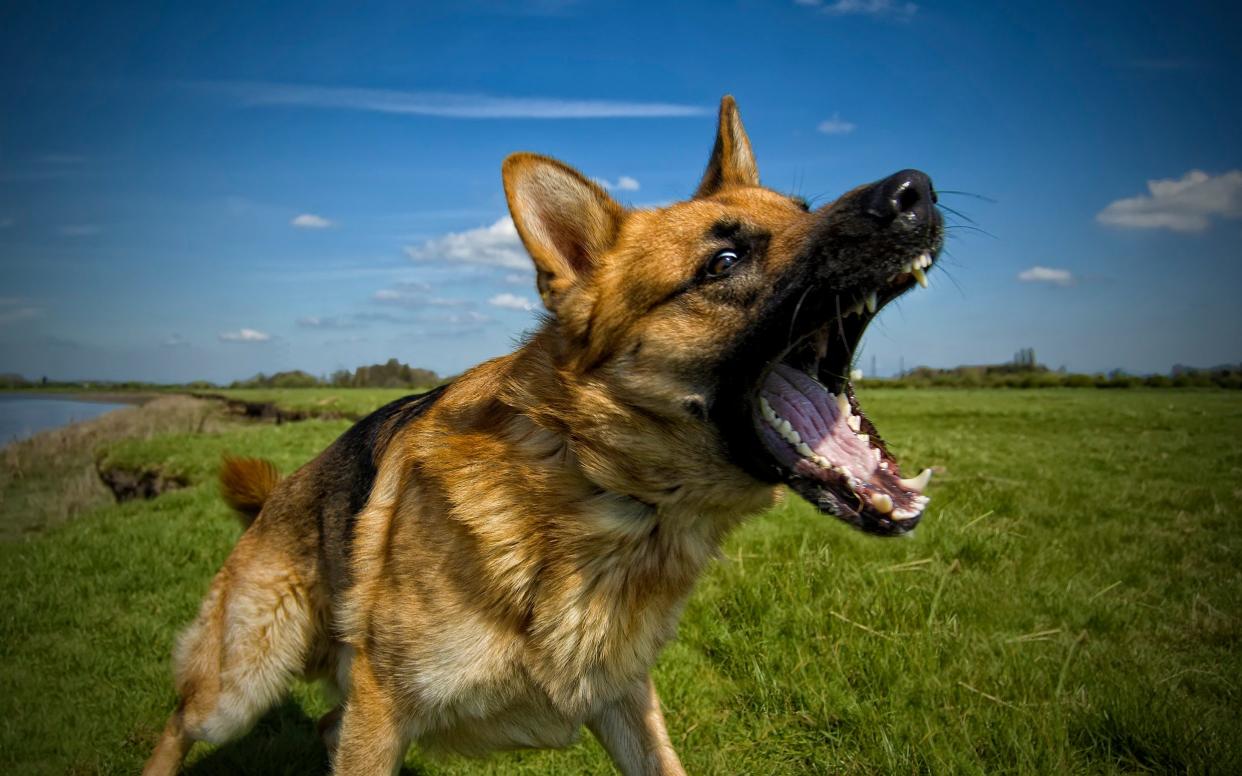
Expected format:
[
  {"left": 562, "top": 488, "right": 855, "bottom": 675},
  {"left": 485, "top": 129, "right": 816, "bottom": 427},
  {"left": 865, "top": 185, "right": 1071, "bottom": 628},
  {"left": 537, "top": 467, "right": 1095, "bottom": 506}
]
[{"left": 219, "top": 455, "right": 281, "bottom": 528}]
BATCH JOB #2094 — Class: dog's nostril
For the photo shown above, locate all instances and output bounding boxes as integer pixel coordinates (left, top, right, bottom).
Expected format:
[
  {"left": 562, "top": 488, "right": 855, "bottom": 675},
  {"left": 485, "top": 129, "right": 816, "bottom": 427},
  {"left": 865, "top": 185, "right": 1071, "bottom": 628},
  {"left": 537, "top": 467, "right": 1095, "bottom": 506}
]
[
  {"left": 864, "top": 169, "right": 935, "bottom": 228},
  {"left": 895, "top": 183, "right": 922, "bottom": 215}
]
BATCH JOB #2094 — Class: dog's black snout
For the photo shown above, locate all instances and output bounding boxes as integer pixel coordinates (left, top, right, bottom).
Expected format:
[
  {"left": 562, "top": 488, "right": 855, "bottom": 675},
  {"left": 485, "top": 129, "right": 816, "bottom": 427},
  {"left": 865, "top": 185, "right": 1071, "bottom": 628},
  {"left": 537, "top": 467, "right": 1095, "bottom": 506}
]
[{"left": 863, "top": 169, "right": 937, "bottom": 229}]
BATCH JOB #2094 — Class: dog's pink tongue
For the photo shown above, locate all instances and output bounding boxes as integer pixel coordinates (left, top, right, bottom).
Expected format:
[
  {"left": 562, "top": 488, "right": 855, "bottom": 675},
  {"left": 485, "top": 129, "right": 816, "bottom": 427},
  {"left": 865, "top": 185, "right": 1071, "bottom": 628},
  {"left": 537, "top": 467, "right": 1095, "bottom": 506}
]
[{"left": 759, "top": 364, "right": 877, "bottom": 480}]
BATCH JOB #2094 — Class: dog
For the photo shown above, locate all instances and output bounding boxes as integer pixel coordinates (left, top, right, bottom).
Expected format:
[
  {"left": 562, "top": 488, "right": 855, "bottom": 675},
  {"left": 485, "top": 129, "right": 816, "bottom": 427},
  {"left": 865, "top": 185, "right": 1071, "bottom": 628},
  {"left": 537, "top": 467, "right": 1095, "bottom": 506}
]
[{"left": 143, "top": 95, "right": 942, "bottom": 775}]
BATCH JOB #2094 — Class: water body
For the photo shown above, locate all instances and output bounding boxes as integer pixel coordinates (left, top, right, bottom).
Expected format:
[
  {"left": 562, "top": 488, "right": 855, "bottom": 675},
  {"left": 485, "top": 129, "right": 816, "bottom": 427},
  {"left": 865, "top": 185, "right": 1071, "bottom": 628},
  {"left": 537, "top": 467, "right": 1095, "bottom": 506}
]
[{"left": 0, "top": 395, "right": 131, "bottom": 446}]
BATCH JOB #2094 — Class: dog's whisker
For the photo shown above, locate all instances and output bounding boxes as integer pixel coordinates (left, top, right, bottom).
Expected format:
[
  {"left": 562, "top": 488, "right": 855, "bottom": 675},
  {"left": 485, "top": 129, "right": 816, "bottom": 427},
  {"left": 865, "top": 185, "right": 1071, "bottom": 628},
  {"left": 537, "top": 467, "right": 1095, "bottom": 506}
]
[
  {"left": 935, "top": 203, "right": 979, "bottom": 226},
  {"left": 936, "top": 189, "right": 998, "bottom": 203}
]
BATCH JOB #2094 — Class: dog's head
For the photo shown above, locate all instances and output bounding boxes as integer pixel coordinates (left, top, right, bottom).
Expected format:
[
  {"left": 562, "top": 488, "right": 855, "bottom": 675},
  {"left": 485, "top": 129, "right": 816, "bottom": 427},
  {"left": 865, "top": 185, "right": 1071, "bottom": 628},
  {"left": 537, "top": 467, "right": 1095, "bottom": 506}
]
[{"left": 503, "top": 96, "right": 942, "bottom": 536}]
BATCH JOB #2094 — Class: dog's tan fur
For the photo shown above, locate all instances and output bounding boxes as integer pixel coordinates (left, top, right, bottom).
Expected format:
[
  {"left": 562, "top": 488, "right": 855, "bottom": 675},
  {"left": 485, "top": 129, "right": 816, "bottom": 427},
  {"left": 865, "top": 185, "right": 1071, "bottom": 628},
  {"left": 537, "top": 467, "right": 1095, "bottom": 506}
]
[{"left": 144, "top": 97, "right": 834, "bottom": 775}]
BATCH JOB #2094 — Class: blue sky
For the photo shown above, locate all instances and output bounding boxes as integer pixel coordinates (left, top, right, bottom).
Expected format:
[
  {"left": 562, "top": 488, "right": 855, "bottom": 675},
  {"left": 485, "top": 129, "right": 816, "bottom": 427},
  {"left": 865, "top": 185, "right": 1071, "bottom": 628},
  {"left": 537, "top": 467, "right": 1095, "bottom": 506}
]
[{"left": 1, "top": 0, "right": 1239, "bottom": 383}]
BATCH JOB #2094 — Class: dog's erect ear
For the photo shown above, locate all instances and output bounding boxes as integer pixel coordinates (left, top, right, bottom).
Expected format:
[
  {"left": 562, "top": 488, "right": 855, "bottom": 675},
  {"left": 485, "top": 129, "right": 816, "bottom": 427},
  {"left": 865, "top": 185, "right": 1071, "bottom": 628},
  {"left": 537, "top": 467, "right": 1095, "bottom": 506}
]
[
  {"left": 503, "top": 153, "right": 624, "bottom": 312},
  {"left": 695, "top": 95, "right": 759, "bottom": 198}
]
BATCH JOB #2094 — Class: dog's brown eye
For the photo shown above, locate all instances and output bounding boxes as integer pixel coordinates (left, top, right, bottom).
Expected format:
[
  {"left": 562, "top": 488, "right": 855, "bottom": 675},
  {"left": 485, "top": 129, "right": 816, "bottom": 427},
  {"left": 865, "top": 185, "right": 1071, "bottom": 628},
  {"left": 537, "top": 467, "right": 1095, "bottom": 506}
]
[{"left": 707, "top": 249, "right": 740, "bottom": 277}]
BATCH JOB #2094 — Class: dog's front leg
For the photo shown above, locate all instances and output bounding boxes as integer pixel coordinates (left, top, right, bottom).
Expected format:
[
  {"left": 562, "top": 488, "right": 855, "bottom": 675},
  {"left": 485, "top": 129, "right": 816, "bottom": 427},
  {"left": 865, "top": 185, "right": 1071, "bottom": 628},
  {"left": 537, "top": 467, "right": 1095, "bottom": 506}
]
[
  {"left": 331, "top": 651, "right": 408, "bottom": 776},
  {"left": 587, "top": 676, "right": 687, "bottom": 776}
]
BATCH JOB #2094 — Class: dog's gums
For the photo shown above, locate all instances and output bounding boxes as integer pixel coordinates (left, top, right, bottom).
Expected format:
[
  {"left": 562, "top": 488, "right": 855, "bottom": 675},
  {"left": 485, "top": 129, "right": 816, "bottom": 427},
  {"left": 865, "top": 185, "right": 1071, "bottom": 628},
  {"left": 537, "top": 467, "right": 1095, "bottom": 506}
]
[{"left": 750, "top": 248, "right": 938, "bottom": 536}]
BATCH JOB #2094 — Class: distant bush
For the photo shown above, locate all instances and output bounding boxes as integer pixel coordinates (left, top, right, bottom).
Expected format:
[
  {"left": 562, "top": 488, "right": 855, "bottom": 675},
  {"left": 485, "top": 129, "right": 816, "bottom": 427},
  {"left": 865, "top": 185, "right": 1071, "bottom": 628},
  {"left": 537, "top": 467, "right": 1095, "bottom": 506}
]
[
  {"left": 332, "top": 358, "right": 440, "bottom": 389},
  {"left": 229, "top": 370, "right": 321, "bottom": 389}
]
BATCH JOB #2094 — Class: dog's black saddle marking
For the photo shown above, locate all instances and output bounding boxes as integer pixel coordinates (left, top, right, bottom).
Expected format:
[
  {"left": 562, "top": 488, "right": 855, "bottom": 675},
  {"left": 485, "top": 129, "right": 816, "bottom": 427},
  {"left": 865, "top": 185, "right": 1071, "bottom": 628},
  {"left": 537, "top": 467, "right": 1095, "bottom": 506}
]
[{"left": 315, "top": 384, "right": 450, "bottom": 590}]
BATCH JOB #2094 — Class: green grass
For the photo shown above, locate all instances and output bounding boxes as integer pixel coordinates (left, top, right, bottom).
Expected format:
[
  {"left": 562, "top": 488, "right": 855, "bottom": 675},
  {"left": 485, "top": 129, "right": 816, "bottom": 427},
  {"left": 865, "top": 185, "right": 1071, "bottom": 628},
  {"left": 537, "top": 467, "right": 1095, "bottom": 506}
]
[
  {"left": 96, "top": 418, "right": 353, "bottom": 485},
  {"left": 1, "top": 389, "right": 1239, "bottom": 774},
  {"left": 210, "top": 387, "right": 429, "bottom": 418}
]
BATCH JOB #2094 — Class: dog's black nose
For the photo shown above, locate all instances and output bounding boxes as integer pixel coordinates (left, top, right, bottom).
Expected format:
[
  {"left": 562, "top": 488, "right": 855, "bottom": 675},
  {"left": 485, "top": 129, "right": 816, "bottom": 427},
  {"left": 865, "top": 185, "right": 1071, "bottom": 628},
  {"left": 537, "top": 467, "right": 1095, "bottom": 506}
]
[{"left": 863, "top": 169, "right": 936, "bottom": 229}]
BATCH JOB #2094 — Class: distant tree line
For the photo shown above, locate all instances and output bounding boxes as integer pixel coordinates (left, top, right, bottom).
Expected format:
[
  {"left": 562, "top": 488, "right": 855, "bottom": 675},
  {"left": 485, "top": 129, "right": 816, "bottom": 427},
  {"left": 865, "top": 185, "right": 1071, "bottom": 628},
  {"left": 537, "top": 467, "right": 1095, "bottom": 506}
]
[
  {"left": 869, "top": 352, "right": 1242, "bottom": 389},
  {"left": 227, "top": 359, "right": 441, "bottom": 390}
]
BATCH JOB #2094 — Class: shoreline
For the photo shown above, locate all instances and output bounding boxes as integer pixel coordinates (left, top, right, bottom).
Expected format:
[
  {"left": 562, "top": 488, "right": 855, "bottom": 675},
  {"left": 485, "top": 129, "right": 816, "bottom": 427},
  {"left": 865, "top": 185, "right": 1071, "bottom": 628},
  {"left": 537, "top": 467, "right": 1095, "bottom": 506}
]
[
  {"left": 0, "top": 390, "right": 162, "bottom": 406},
  {"left": 0, "top": 393, "right": 220, "bottom": 538}
]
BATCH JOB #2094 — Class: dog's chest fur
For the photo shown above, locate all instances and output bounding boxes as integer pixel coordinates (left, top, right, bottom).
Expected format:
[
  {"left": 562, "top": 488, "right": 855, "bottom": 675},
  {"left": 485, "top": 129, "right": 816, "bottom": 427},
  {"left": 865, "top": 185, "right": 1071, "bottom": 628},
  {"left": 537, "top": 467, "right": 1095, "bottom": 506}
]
[
  {"left": 330, "top": 355, "right": 770, "bottom": 754},
  {"left": 335, "top": 393, "right": 752, "bottom": 754}
]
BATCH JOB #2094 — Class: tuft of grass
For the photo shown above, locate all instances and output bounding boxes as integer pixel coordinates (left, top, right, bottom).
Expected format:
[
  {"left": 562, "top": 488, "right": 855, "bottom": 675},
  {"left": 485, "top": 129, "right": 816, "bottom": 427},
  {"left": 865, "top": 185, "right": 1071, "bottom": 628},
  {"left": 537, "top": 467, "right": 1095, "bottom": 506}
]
[{"left": 1, "top": 389, "right": 1239, "bottom": 774}]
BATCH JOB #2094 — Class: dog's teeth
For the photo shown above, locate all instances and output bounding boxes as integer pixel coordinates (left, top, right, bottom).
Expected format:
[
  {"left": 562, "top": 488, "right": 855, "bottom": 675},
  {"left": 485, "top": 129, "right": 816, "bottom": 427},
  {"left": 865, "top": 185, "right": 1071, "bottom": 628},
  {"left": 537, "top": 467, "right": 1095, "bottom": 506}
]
[
  {"left": 879, "top": 460, "right": 889, "bottom": 470},
  {"left": 912, "top": 267, "right": 928, "bottom": 288},
  {"left": 835, "top": 393, "right": 850, "bottom": 418},
  {"left": 872, "top": 448, "right": 882, "bottom": 464},
  {"left": 857, "top": 433, "right": 869, "bottom": 444},
  {"left": 796, "top": 442, "right": 814, "bottom": 458},
  {"left": 898, "top": 468, "right": 933, "bottom": 493},
  {"left": 902, "top": 261, "right": 914, "bottom": 274},
  {"left": 760, "top": 397, "right": 775, "bottom": 420},
  {"left": 865, "top": 292, "right": 877, "bottom": 313},
  {"left": 919, "top": 252, "right": 932, "bottom": 269},
  {"left": 870, "top": 493, "right": 894, "bottom": 514},
  {"left": 847, "top": 414, "right": 861, "bottom": 432},
  {"left": 893, "top": 507, "right": 920, "bottom": 521}
]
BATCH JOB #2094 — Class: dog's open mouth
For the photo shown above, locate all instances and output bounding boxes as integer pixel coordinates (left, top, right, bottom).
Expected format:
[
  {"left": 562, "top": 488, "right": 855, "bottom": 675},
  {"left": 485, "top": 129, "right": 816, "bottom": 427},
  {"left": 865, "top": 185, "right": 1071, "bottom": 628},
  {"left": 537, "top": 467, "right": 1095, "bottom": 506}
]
[{"left": 751, "top": 250, "right": 936, "bottom": 536}]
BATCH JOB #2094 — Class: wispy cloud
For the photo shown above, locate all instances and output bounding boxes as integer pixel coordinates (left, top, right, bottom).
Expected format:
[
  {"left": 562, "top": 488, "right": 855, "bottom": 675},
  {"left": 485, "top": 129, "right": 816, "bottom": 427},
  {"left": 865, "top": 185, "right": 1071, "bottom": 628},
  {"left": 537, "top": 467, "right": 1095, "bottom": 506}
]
[
  {"left": 162, "top": 333, "right": 190, "bottom": 348},
  {"left": 1017, "top": 266, "right": 1076, "bottom": 287},
  {"left": 1126, "top": 58, "right": 1200, "bottom": 72},
  {"left": 296, "top": 315, "right": 358, "bottom": 329},
  {"left": 39, "top": 154, "right": 86, "bottom": 165},
  {"left": 291, "top": 213, "right": 335, "bottom": 229},
  {"left": 59, "top": 224, "right": 101, "bottom": 237},
  {"left": 405, "top": 217, "right": 531, "bottom": 271},
  {"left": 488, "top": 292, "right": 536, "bottom": 311},
  {"left": 373, "top": 282, "right": 474, "bottom": 311},
  {"left": 0, "top": 299, "right": 41, "bottom": 324},
  {"left": 1097, "top": 170, "right": 1242, "bottom": 233},
  {"left": 207, "top": 82, "right": 709, "bottom": 119},
  {"left": 218, "top": 328, "right": 272, "bottom": 343},
  {"left": 816, "top": 113, "right": 857, "bottom": 135},
  {"left": 795, "top": 0, "right": 917, "bottom": 19},
  {"left": 594, "top": 175, "right": 640, "bottom": 191}
]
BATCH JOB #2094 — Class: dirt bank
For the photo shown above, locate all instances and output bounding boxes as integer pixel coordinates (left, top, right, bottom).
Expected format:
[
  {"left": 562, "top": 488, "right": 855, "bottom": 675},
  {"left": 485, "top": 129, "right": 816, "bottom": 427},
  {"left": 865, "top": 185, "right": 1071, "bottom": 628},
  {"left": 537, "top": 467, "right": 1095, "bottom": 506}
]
[{"left": 0, "top": 395, "right": 223, "bottom": 539}]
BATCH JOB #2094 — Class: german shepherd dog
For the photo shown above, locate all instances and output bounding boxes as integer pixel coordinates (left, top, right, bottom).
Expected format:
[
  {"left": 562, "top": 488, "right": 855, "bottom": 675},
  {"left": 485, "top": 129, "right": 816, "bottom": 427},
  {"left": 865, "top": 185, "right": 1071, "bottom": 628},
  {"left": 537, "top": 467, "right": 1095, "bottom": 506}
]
[{"left": 144, "top": 96, "right": 942, "bottom": 775}]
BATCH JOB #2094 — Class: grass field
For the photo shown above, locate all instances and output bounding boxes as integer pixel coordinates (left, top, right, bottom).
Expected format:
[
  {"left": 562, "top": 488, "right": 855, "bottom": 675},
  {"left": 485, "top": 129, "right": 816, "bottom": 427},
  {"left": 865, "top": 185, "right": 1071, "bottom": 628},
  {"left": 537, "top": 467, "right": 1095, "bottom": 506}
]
[
  {"left": 209, "top": 388, "right": 428, "bottom": 418},
  {"left": 1, "top": 389, "right": 1239, "bottom": 774}
]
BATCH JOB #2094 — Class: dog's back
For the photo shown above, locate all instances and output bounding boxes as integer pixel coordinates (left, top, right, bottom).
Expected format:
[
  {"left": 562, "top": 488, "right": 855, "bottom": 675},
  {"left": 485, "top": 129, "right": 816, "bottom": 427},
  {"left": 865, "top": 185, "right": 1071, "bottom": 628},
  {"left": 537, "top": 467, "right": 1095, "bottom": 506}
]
[{"left": 142, "top": 386, "right": 449, "bottom": 775}]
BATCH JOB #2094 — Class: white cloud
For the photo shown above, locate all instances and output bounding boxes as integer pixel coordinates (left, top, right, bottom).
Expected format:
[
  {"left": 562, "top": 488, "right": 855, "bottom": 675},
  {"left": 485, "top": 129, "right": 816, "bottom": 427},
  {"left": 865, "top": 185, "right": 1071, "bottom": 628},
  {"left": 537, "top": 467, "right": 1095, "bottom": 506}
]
[
  {"left": 218, "top": 328, "right": 272, "bottom": 343},
  {"left": 1017, "top": 266, "right": 1076, "bottom": 287},
  {"left": 209, "top": 82, "right": 709, "bottom": 119},
  {"left": 488, "top": 292, "right": 535, "bottom": 311},
  {"left": 404, "top": 217, "right": 531, "bottom": 271},
  {"left": 161, "top": 334, "right": 189, "bottom": 348},
  {"left": 816, "top": 113, "right": 856, "bottom": 135},
  {"left": 595, "top": 175, "right": 641, "bottom": 191},
  {"left": 291, "top": 213, "right": 335, "bottom": 229},
  {"left": 1096, "top": 170, "right": 1242, "bottom": 233},
  {"left": 795, "top": 0, "right": 917, "bottom": 17}
]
